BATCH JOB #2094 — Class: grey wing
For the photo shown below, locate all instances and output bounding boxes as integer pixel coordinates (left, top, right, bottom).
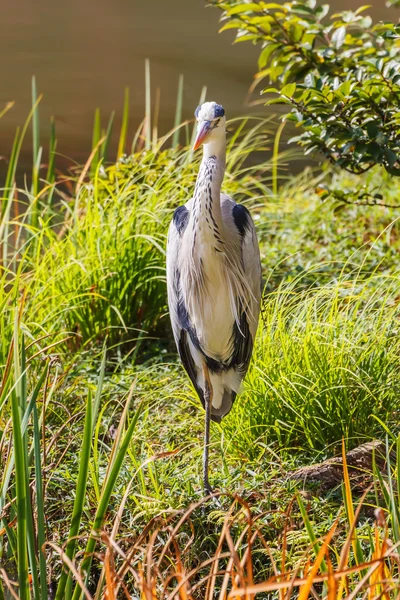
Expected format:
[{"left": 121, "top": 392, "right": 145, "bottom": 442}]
[
  {"left": 166, "top": 207, "right": 184, "bottom": 349},
  {"left": 238, "top": 203, "right": 262, "bottom": 341},
  {"left": 166, "top": 202, "right": 204, "bottom": 402},
  {"left": 221, "top": 194, "right": 262, "bottom": 369}
]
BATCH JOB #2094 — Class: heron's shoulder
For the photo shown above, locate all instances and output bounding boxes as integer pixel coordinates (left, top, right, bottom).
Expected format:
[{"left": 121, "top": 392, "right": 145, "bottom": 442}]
[
  {"left": 220, "top": 193, "right": 235, "bottom": 207},
  {"left": 220, "top": 194, "right": 252, "bottom": 238}
]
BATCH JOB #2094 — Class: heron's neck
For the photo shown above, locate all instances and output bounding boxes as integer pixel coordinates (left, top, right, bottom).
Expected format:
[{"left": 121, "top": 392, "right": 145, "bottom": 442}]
[
  {"left": 196, "top": 135, "right": 226, "bottom": 205},
  {"left": 202, "top": 136, "right": 226, "bottom": 167},
  {"left": 191, "top": 138, "right": 226, "bottom": 241}
]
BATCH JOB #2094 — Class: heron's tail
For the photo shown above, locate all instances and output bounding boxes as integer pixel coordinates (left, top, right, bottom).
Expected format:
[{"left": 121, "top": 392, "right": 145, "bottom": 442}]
[{"left": 210, "top": 388, "right": 237, "bottom": 423}]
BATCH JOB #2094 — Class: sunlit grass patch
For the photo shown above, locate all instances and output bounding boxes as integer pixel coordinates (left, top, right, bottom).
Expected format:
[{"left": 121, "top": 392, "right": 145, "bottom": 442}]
[
  {"left": 223, "top": 268, "right": 400, "bottom": 459},
  {"left": 0, "top": 117, "right": 277, "bottom": 359}
]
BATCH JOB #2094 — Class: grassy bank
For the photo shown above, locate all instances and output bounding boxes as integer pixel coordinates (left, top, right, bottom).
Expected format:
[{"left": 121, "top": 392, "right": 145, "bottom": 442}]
[{"left": 1, "top": 85, "right": 400, "bottom": 597}]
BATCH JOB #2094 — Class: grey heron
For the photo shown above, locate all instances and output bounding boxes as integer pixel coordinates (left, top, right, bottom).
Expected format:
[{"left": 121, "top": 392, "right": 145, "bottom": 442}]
[{"left": 166, "top": 101, "right": 262, "bottom": 494}]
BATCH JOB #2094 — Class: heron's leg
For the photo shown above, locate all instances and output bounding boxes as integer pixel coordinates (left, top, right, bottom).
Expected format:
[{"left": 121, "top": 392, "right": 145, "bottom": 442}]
[{"left": 202, "top": 364, "right": 213, "bottom": 495}]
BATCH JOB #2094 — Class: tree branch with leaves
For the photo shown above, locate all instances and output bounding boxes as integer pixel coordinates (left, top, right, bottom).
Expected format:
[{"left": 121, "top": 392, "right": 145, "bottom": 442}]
[{"left": 210, "top": 0, "right": 400, "bottom": 177}]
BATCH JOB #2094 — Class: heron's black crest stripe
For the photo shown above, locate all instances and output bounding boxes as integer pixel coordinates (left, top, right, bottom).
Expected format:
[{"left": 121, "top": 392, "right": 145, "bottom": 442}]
[
  {"left": 194, "top": 105, "right": 201, "bottom": 118},
  {"left": 214, "top": 104, "right": 225, "bottom": 118},
  {"left": 173, "top": 205, "right": 189, "bottom": 236},
  {"left": 232, "top": 204, "right": 251, "bottom": 237}
]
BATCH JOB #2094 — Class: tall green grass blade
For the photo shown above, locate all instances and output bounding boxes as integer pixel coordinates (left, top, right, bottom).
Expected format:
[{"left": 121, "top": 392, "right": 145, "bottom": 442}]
[
  {"left": 20, "top": 337, "right": 40, "bottom": 600},
  {"left": 31, "top": 76, "right": 40, "bottom": 171},
  {"left": 46, "top": 117, "right": 57, "bottom": 207},
  {"left": 386, "top": 436, "right": 400, "bottom": 543},
  {"left": 297, "top": 493, "right": 328, "bottom": 573},
  {"left": 92, "top": 346, "right": 106, "bottom": 433},
  {"left": 172, "top": 74, "right": 184, "bottom": 149},
  {"left": 31, "top": 76, "right": 40, "bottom": 230},
  {"left": 71, "top": 400, "right": 142, "bottom": 600},
  {"left": 374, "top": 463, "right": 390, "bottom": 507},
  {"left": 152, "top": 87, "right": 161, "bottom": 147},
  {"left": 396, "top": 435, "right": 400, "bottom": 523},
  {"left": 11, "top": 317, "right": 29, "bottom": 600},
  {"left": 55, "top": 390, "right": 94, "bottom": 600},
  {"left": 3, "top": 93, "right": 42, "bottom": 216},
  {"left": 55, "top": 347, "right": 105, "bottom": 599},
  {"left": 145, "top": 59, "right": 151, "bottom": 151},
  {"left": 117, "top": 88, "right": 129, "bottom": 160},
  {"left": 91, "top": 108, "right": 101, "bottom": 179},
  {"left": 25, "top": 470, "right": 40, "bottom": 599},
  {"left": 1, "top": 185, "right": 14, "bottom": 267},
  {"left": 33, "top": 364, "right": 49, "bottom": 600},
  {"left": 0, "top": 359, "right": 48, "bottom": 563},
  {"left": 31, "top": 147, "right": 43, "bottom": 231}
]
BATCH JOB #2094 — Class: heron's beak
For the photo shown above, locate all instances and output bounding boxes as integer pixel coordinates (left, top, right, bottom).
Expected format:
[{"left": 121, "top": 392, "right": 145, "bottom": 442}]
[{"left": 193, "top": 121, "right": 212, "bottom": 151}]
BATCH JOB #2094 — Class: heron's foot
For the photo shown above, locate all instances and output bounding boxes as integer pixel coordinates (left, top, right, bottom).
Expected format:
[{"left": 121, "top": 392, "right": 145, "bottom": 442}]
[
  {"left": 204, "top": 482, "right": 213, "bottom": 496},
  {"left": 202, "top": 486, "right": 222, "bottom": 511}
]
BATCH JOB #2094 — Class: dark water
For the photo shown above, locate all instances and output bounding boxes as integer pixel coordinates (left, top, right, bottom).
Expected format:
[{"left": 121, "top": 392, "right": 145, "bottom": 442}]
[{"left": 0, "top": 0, "right": 398, "bottom": 164}]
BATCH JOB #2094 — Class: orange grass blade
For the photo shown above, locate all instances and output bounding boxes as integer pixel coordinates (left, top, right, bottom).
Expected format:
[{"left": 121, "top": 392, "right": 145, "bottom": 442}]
[
  {"left": 342, "top": 439, "right": 364, "bottom": 566},
  {"left": 297, "top": 520, "right": 338, "bottom": 600},
  {"left": 342, "top": 438, "right": 355, "bottom": 529},
  {"left": 326, "top": 554, "right": 337, "bottom": 600},
  {"left": 104, "top": 548, "right": 116, "bottom": 600}
]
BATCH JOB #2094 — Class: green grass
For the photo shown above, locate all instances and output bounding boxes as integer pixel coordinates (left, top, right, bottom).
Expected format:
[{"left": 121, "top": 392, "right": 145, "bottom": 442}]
[
  {"left": 2, "top": 76, "right": 400, "bottom": 597},
  {"left": 226, "top": 270, "right": 400, "bottom": 457}
]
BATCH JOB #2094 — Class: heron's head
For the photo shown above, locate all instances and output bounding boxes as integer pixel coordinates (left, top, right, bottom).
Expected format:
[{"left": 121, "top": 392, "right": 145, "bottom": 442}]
[{"left": 193, "top": 102, "right": 226, "bottom": 151}]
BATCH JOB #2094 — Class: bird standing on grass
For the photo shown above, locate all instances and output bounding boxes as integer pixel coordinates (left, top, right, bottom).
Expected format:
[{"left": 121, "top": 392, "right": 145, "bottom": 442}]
[{"left": 166, "top": 102, "right": 261, "bottom": 494}]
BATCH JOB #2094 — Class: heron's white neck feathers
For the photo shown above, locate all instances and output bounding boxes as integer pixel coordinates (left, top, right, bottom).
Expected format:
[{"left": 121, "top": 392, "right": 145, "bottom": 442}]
[
  {"left": 179, "top": 137, "right": 256, "bottom": 341},
  {"left": 202, "top": 136, "right": 226, "bottom": 164}
]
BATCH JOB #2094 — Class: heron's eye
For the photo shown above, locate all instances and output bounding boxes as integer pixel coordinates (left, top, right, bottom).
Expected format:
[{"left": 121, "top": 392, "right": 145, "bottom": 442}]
[{"left": 212, "top": 118, "right": 221, "bottom": 129}]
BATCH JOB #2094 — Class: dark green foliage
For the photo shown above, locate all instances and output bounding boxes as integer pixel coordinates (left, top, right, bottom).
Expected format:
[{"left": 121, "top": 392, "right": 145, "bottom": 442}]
[{"left": 211, "top": 0, "right": 400, "bottom": 176}]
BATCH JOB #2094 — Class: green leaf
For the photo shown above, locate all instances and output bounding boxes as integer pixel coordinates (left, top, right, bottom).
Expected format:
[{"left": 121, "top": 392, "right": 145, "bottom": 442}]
[
  {"left": 385, "top": 148, "right": 398, "bottom": 168},
  {"left": 228, "top": 3, "right": 263, "bottom": 15},
  {"left": 263, "top": 87, "right": 279, "bottom": 94},
  {"left": 297, "top": 493, "right": 328, "bottom": 573},
  {"left": 281, "top": 83, "right": 297, "bottom": 97},
  {"left": 332, "top": 26, "right": 346, "bottom": 49},
  {"left": 266, "top": 97, "right": 291, "bottom": 105},
  {"left": 367, "top": 141, "right": 382, "bottom": 161},
  {"left": 258, "top": 43, "right": 280, "bottom": 69},
  {"left": 366, "top": 121, "right": 379, "bottom": 139}
]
